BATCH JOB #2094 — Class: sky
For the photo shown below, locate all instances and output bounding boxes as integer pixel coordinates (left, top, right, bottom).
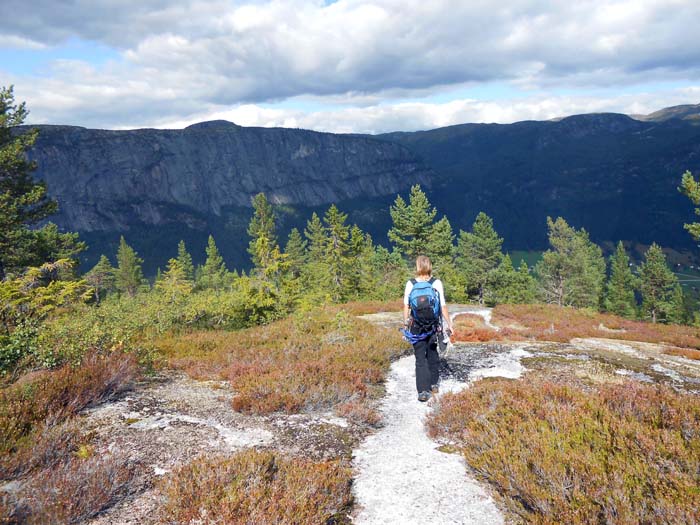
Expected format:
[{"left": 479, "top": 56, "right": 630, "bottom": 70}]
[{"left": 1, "top": 0, "right": 700, "bottom": 133}]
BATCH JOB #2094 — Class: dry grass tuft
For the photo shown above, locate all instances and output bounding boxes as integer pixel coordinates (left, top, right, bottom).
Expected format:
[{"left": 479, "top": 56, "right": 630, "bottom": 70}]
[
  {"left": 493, "top": 304, "right": 700, "bottom": 350},
  {"left": 158, "top": 449, "right": 353, "bottom": 524},
  {"left": 157, "top": 307, "right": 404, "bottom": 424},
  {"left": 452, "top": 313, "right": 501, "bottom": 342},
  {"left": 427, "top": 375, "right": 700, "bottom": 524}
]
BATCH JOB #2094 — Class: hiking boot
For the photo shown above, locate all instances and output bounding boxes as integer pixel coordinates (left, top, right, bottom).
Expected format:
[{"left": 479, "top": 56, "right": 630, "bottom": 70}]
[
  {"left": 418, "top": 391, "right": 431, "bottom": 402},
  {"left": 431, "top": 384, "right": 439, "bottom": 394}
]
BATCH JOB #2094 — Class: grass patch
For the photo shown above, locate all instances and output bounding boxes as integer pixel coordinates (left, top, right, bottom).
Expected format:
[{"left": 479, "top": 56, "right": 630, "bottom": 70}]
[
  {"left": 427, "top": 375, "right": 700, "bottom": 524},
  {"left": 158, "top": 449, "right": 352, "bottom": 524},
  {"left": 156, "top": 306, "right": 405, "bottom": 424},
  {"left": 494, "top": 303, "right": 700, "bottom": 349}
]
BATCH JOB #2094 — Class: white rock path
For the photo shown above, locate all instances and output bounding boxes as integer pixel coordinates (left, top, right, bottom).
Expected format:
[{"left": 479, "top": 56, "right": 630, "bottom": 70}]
[{"left": 352, "top": 307, "right": 526, "bottom": 525}]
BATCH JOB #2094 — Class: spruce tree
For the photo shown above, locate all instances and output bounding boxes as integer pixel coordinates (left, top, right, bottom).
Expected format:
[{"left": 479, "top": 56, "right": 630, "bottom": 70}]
[
  {"left": 156, "top": 258, "right": 193, "bottom": 301},
  {"left": 323, "top": 204, "right": 351, "bottom": 302},
  {"left": 302, "top": 212, "right": 331, "bottom": 300},
  {"left": 199, "top": 235, "right": 229, "bottom": 290},
  {"left": 115, "top": 236, "right": 145, "bottom": 297},
  {"left": 85, "top": 254, "right": 115, "bottom": 303},
  {"left": 603, "top": 241, "right": 637, "bottom": 317},
  {"left": 176, "top": 240, "right": 195, "bottom": 282},
  {"left": 347, "top": 225, "right": 376, "bottom": 300},
  {"left": 639, "top": 243, "right": 682, "bottom": 323},
  {"left": 0, "top": 86, "right": 84, "bottom": 278},
  {"left": 284, "top": 228, "right": 307, "bottom": 279},
  {"left": 388, "top": 185, "right": 437, "bottom": 259},
  {"left": 247, "top": 193, "right": 278, "bottom": 270},
  {"left": 427, "top": 216, "right": 461, "bottom": 301},
  {"left": 304, "top": 212, "right": 326, "bottom": 261},
  {"left": 491, "top": 255, "right": 536, "bottom": 304},
  {"left": 514, "top": 260, "right": 537, "bottom": 304},
  {"left": 535, "top": 217, "right": 605, "bottom": 308},
  {"left": 679, "top": 170, "right": 700, "bottom": 241},
  {"left": 371, "top": 246, "right": 410, "bottom": 300},
  {"left": 456, "top": 212, "right": 504, "bottom": 304}
]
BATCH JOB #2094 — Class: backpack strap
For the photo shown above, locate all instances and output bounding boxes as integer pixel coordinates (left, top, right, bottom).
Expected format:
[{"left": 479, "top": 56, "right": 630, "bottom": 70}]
[
  {"left": 410, "top": 278, "right": 417, "bottom": 285},
  {"left": 428, "top": 277, "right": 436, "bottom": 284}
]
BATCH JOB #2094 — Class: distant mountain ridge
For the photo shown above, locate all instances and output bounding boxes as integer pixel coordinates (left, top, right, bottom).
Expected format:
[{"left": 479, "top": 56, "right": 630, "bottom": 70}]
[
  {"left": 632, "top": 103, "right": 700, "bottom": 122},
  {"left": 23, "top": 103, "right": 700, "bottom": 272}
]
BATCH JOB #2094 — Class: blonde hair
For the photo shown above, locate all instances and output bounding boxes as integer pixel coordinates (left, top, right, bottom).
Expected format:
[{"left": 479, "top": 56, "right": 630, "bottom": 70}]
[{"left": 415, "top": 255, "right": 432, "bottom": 277}]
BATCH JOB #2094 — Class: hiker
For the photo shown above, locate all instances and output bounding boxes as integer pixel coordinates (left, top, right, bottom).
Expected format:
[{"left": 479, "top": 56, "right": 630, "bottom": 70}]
[{"left": 403, "top": 255, "right": 453, "bottom": 402}]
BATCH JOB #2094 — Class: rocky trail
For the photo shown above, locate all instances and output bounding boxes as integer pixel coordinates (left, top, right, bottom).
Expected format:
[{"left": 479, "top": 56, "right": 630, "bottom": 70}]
[{"left": 352, "top": 306, "right": 538, "bottom": 524}]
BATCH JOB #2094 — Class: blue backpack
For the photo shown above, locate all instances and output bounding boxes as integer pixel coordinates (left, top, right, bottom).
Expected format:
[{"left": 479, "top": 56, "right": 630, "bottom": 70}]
[{"left": 408, "top": 277, "right": 441, "bottom": 331}]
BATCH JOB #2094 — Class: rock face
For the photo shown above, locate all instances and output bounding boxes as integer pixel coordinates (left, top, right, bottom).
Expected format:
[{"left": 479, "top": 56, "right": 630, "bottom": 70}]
[{"left": 26, "top": 121, "right": 433, "bottom": 232}]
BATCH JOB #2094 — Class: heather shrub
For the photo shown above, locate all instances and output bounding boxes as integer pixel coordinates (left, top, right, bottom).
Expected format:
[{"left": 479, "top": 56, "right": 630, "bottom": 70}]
[
  {"left": 2, "top": 451, "right": 138, "bottom": 524},
  {"left": 452, "top": 313, "right": 501, "bottom": 342},
  {"left": 0, "top": 351, "right": 137, "bottom": 479},
  {"left": 157, "top": 306, "right": 405, "bottom": 424},
  {"left": 159, "top": 450, "right": 352, "bottom": 524},
  {"left": 494, "top": 303, "right": 700, "bottom": 349},
  {"left": 427, "top": 376, "right": 700, "bottom": 524}
]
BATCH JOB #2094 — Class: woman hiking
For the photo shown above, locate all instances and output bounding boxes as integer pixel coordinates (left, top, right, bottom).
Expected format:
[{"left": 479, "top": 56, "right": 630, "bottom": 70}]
[{"left": 403, "top": 255, "right": 453, "bottom": 402}]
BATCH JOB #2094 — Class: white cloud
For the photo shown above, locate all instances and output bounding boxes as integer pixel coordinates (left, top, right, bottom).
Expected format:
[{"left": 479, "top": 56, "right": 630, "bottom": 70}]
[
  {"left": 151, "top": 89, "right": 700, "bottom": 134},
  {"left": 2, "top": 0, "right": 700, "bottom": 129}
]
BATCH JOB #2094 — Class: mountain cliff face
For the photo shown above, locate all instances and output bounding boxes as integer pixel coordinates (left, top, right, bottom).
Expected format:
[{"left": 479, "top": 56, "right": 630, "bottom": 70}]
[
  {"left": 28, "top": 120, "right": 432, "bottom": 233},
  {"left": 379, "top": 112, "right": 700, "bottom": 255}
]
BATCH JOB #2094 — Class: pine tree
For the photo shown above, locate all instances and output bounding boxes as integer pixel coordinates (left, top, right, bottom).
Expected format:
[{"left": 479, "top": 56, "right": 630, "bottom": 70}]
[
  {"left": 603, "top": 241, "right": 637, "bottom": 317},
  {"left": 388, "top": 185, "right": 437, "bottom": 259},
  {"left": 247, "top": 193, "right": 278, "bottom": 270},
  {"left": 198, "top": 235, "right": 229, "bottom": 290},
  {"left": 156, "top": 258, "right": 193, "bottom": 301},
  {"left": 176, "top": 240, "right": 195, "bottom": 282},
  {"left": 85, "top": 254, "right": 115, "bottom": 303},
  {"left": 456, "top": 212, "right": 504, "bottom": 304},
  {"left": 0, "top": 86, "right": 84, "bottom": 278},
  {"left": 114, "top": 236, "right": 145, "bottom": 297},
  {"left": 535, "top": 217, "right": 605, "bottom": 308},
  {"left": 639, "top": 243, "right": 682, "bottom": 323}
]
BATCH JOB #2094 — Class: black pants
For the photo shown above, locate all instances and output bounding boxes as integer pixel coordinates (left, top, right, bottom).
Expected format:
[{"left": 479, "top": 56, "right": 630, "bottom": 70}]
[{"left": 413, "top": 335, "right": 439, "bottom": 393}]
